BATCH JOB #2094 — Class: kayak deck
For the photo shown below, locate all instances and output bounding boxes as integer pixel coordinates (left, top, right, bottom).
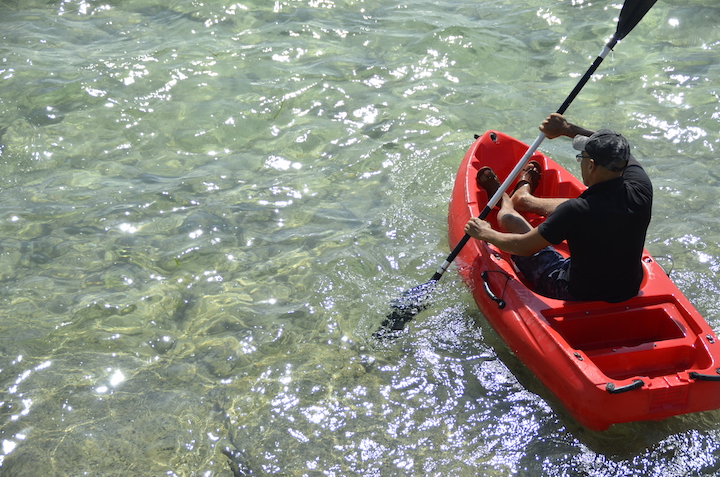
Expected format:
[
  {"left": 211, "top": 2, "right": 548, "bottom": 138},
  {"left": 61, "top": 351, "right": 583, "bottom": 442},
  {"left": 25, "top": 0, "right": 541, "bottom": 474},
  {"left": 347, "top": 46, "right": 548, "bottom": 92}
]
[{"left": 448, "top": 131, "right": 720, "bottom": 430}]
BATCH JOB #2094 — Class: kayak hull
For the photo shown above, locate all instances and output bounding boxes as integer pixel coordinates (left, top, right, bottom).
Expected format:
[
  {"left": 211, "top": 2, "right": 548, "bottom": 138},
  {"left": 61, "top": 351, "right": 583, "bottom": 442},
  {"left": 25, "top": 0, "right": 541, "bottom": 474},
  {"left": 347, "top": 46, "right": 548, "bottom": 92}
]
[{"left": 448, "top": 131, "right": 720, "bottom": 431}]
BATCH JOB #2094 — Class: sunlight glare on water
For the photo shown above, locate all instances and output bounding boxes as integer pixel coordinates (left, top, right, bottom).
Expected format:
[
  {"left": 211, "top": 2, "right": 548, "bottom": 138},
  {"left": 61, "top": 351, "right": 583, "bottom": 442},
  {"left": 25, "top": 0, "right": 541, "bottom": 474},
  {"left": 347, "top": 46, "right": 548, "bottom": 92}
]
[{"left": 0, "top": 0, "right": 719, "bottom": 475}]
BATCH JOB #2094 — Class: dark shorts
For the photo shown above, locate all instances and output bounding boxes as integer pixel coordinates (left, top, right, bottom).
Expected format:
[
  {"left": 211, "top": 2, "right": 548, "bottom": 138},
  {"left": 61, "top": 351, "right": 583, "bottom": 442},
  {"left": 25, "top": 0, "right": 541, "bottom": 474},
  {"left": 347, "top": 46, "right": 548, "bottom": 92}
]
[{"left": 512, "top": 247, "right": 576, "bottom": 301}]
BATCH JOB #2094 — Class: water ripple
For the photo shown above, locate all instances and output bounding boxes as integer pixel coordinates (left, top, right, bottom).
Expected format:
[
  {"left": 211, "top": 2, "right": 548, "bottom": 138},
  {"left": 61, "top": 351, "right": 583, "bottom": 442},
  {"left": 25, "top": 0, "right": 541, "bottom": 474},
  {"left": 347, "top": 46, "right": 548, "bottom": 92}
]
[{"left": 1, "top": 0, "right": 720, "bottom": 475}]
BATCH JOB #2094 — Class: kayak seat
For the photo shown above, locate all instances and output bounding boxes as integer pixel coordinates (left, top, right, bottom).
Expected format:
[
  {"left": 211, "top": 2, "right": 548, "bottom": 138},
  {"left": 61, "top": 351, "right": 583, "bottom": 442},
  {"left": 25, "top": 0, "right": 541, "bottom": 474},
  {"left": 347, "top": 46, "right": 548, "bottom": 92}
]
[
  {"left": 545, "top": 302, "right": 712, "bottom": 380},
  {"left": 583, "top": 334, "right": 700, "bottom": 380}
]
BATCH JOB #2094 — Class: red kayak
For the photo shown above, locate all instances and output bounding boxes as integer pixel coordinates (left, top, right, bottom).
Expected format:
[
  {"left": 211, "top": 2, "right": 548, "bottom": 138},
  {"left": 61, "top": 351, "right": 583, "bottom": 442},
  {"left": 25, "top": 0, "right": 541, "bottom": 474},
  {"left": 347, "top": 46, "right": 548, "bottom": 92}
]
[{"left": 448, "top": 130, "right": 720, "bottom": 430}]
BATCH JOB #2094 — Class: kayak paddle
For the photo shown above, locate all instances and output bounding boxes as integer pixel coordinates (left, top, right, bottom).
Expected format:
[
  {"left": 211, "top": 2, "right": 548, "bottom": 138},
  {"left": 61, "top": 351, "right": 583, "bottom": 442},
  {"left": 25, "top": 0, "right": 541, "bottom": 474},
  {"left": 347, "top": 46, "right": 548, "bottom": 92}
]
[{"left": 374, "top": 0, "right": 658, "bottom": 339}]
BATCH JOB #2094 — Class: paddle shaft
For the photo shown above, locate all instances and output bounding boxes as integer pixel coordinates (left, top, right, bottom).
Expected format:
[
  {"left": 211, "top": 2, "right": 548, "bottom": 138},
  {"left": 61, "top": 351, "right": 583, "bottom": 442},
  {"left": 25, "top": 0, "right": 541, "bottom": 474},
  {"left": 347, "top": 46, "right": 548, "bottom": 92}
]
[{"left": 429, "top": 41, "right": 617, "bottom": 283}]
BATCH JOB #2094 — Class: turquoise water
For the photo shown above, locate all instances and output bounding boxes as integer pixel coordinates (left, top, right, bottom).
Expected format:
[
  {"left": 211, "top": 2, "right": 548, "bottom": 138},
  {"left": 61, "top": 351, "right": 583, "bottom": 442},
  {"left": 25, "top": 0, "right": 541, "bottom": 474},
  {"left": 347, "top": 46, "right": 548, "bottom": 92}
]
[{"left": 0, "top": 0, "right": 719, "bottom": 475}]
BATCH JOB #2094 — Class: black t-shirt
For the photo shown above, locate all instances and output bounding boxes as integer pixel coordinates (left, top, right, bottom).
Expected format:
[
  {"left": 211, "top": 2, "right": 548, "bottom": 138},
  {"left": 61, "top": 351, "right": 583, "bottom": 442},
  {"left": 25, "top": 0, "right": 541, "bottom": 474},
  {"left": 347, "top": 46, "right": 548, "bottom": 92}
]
[{"left": 537, "top": 161, "right": 653, "bottom": 302}]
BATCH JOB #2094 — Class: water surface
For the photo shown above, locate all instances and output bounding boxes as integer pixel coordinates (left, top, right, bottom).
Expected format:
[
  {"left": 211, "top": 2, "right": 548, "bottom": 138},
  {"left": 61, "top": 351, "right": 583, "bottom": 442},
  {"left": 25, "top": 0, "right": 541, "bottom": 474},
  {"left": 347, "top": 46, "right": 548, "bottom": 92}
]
[{"left": 1, "top": 0, "right": 720, "bottom": 475}]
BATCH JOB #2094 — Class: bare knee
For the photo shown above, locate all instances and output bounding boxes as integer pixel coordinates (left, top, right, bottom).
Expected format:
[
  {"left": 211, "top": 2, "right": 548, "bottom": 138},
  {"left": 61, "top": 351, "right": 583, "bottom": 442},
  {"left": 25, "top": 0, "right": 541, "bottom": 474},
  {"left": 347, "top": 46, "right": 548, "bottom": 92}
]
[
  {"left": 511, "top": 192, "right": 533, "bottom": 213},
  {"left": 498, "top": 211, "right": 532, "bottom": 235}
]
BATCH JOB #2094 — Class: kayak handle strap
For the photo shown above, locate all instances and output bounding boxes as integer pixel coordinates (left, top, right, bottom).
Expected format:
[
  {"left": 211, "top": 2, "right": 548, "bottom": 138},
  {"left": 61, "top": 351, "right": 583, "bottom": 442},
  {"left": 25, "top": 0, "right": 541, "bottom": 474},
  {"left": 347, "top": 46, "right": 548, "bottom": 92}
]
[
  {"left": 481, "top": 271, "right": 508, "bottom": 309},
  {"left": 606, "top": 379, "right": 644, "bottom": 394},
  {"left": 689, "top": 370, "right": 720, "bottom": 382}
]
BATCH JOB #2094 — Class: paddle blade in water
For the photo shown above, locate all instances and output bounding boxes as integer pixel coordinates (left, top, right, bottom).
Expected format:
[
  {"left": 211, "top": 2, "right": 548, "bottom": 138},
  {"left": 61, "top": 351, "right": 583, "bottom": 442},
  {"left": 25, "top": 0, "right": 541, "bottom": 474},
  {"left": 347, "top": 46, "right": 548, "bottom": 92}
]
[{"left": 373, "top": 280, "right": 437, "bottom": 340}]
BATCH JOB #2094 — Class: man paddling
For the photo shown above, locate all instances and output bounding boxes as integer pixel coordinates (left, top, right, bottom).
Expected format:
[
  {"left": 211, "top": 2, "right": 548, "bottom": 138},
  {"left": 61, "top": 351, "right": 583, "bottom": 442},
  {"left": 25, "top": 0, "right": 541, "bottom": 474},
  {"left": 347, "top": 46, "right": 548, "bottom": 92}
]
[{"left": 464, "top": 113, "right": 653, "bottom": 302}]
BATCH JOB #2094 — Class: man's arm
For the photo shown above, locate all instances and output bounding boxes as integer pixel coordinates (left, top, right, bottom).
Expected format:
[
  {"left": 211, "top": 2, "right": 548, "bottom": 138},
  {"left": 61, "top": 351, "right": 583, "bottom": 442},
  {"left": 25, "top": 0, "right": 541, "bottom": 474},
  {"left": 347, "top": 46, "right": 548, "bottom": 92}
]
[
  {"left": 540, "top": 113, "right": 594, "bottom": 139},
  {"left": 541, "top": 112, "right": 645, "bottom": 172},
  {"left": 464, "top": 218, "right": 551, "bottom": 257}
]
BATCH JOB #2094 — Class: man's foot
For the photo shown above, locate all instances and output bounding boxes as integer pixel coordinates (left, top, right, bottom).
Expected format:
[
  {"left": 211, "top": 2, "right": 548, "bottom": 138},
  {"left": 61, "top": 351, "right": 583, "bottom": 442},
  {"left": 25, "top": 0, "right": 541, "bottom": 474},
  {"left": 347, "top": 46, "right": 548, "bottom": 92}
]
[
  {"left": 476, "top": 166, "right": 502, "bottom": 207},
  {"left": 511, "top": 160, "right": 541, "bottom": 197}
]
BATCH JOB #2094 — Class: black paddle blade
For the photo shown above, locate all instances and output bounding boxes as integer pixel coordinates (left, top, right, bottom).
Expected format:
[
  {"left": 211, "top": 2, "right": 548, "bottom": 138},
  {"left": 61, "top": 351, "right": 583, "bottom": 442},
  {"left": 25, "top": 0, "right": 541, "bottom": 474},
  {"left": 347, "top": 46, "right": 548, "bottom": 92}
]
[
  {"left": 373, "top": 280, "right": 438, "bottom": 340},
  {"left": 615, "top": 0, "right": 657, "bottom": 41}
]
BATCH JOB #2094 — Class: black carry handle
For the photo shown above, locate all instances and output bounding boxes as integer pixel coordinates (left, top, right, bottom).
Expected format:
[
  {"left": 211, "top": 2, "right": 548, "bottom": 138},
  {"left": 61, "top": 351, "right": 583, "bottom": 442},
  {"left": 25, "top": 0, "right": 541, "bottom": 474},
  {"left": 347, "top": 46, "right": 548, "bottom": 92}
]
[
  {"left": 689, "top": 370, "right": 720, "bottom": 382},
  {"left": 606, "top": 379, "right": 645, "bottom": 394},
  {"left": 481, "top": 271, "right": 507, "bottom": 309}
]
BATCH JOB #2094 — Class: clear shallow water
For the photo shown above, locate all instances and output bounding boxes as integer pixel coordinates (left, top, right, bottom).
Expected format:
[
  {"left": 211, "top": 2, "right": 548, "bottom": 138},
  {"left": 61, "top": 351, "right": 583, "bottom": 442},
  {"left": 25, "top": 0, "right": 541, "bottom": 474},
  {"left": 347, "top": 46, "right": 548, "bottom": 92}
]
[{"left": 0, "top": 0, "right": 719, "bottom": 475}]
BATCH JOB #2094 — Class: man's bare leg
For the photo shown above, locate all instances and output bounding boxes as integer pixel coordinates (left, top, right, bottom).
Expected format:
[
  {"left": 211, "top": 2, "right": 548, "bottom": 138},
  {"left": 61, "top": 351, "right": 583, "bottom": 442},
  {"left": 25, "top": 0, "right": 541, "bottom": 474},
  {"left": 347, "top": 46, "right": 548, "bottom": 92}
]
[
  {"left": 510, "top": 160, "right": 568, "bottom": 217},
  {"left": 511, "top": 186, "right": 568, "bottom": 217},
  {"left": 496, "top": 192, "right": 533, "bottom": 235},
  {"left": 476, "top": 163, "right": 566, "bottom": 234}
]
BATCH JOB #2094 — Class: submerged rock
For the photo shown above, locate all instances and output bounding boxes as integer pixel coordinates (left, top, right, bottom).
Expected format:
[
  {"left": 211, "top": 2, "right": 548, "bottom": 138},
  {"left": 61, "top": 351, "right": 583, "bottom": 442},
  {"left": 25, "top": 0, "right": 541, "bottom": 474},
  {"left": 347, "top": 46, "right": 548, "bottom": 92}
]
[{"left": 221, "top": 447, "right": 253, "bottom": 476}]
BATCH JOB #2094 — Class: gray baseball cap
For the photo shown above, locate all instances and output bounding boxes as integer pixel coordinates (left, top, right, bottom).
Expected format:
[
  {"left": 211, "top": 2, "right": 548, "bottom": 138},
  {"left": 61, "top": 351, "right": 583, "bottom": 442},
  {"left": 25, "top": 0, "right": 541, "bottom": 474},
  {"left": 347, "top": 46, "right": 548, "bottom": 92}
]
[{"left": 573, "top": 129, "right": 630, "bottom": 172}]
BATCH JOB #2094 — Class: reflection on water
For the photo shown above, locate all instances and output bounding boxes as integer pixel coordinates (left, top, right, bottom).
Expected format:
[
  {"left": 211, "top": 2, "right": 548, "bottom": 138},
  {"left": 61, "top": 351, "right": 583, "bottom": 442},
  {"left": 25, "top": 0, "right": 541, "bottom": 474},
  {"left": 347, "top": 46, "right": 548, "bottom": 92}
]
[{"left": 0, "top": 0, "right": 719, "bottom": 475}]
